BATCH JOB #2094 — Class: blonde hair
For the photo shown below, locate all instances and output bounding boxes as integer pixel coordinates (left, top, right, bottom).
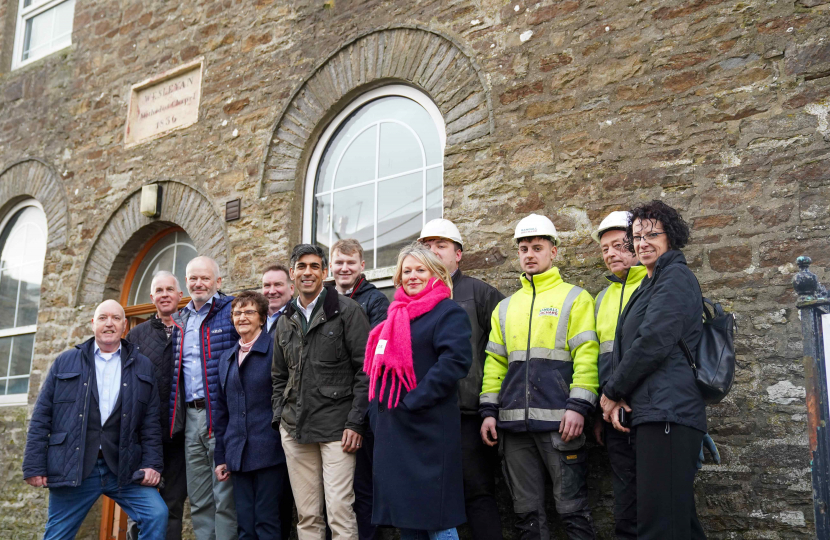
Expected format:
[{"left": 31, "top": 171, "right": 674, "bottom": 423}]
[{"left": 393, "top": 242, "right": 453, "bottom": 296}]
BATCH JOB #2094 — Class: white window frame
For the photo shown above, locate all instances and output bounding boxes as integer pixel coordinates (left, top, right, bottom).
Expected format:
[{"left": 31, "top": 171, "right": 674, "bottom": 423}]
[
  {"left": 0, "top": 199, "right": 46, "bottom": 406},
  {"left": 302, "top": 85, "right": 446, "bottom": 288},
  {"left": 12, "top": 0, "right": 75, "bottom": 70}
]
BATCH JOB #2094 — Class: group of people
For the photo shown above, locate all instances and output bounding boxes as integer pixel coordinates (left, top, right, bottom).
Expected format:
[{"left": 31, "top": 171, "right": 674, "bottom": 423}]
[{"left": 22, "top": 199, "right": 718, "bottom": 540}]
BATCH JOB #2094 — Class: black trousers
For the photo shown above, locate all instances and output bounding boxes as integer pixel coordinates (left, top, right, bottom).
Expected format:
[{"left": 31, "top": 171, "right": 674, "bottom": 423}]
[
  {"left": 635, "top": 422, "right": 706, "bottom": 540},
  {"left": 604, "top": 423, "right": 636, "bottom": 540},
  {"left": 126, "top": 434, "right": 189, "bottom": 540},
  {"left": 460, "top": 414, "right": 503, "bottom": 540},
  {"left": 232, "top": 463, "right": 289, "bottom": 540},
  {"left": 353, "top": 426, "right": 377, "bottom": 540}
]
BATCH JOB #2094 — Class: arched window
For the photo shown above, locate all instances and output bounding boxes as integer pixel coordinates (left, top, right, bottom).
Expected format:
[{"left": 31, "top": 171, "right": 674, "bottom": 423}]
[
  {"left": 0, "top": 200, "right": 47, "bottom": 404},
  {"left": 122, "top": 228, "right": 197, "bottom": 324},
  {"left": 305, "top": 85, "right": 445, "bottom": 274}
]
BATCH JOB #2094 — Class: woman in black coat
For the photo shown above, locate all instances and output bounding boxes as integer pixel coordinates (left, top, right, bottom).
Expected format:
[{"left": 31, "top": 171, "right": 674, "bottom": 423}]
[
  {"left": 600, "top": 200, "right": 707, "bottom": 540},
  {"left": 365, "top": 243, "right": 472, "bottom": 540},
  {"left": 214, "top": 291, "right": 289, "bottom": 540}
]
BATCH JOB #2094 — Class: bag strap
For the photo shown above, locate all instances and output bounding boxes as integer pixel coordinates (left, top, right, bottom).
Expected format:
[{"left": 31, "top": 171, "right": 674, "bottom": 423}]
[{"left": 679, "top": 338, "right": 696, "bottom": 373}]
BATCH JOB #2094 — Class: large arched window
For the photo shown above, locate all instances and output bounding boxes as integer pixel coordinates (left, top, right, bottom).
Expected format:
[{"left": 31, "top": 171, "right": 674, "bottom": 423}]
[
  {"left": 122, "top": 228, "right": 197, "bottom": 324},
  {"left": 0, "top": 200, "right": 47, "bottom": 404},
  {"left": 305, "top": 85, "right": 445, "bottom": 274}
]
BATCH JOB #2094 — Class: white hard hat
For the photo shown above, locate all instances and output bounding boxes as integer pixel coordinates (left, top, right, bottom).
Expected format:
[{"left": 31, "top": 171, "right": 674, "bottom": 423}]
[
  {"left": 592, "top": 211, "right": 631, "bottom": 243},
  {"left": 514, "top": 214, "right": 560, "bottom": 246},
  {"left": 418, "top": 218, "right": 463, "bottom": 248}
]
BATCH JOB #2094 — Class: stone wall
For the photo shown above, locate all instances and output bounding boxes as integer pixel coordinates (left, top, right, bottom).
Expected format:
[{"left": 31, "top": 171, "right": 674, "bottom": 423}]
[{"left": 0, "top": 0, "right": 828, "bottom": 538}]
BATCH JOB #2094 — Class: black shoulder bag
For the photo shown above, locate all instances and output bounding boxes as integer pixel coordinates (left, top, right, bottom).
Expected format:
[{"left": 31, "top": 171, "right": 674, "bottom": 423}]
[{"left": 679, "top": 298, "right": 737, "bottom": 405}]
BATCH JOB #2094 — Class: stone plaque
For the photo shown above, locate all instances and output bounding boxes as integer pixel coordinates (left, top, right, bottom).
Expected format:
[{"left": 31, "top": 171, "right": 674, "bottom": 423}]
[{"left": 125, "top": 58, "right": 203, "bottom": 147}]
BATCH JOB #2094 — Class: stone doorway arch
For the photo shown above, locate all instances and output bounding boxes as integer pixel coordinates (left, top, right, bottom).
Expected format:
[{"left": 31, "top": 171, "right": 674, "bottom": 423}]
[
  {"left": 75, "top": 180, "right": 229, "bottom": 307},
  {"left": 0, "top": 158, "right": 69, "bottom": 249}
]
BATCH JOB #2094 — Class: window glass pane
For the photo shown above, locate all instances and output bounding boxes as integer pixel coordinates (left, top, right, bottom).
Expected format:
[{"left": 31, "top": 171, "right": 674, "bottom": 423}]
[
  {"left": 21, "top": 0, "right": 75, "bottom": 63},
  {"left": 0, "top": 337, "right": 11, "bottom": 378},
  {"left": 128, "top": 231, "right": 196, "bottom": 306},
  {"left": 7, "top": 377, "right": 29, "bottom": 395},
  {"left": 332, "top": 185, "right": 375, "bottom": 269},
  {"left": 332, "top": 125, "right": 376, "bottom": 190},
  {"left": 315, "top": 196, "right": 331, "bottom": 255},
  {"left": 17, "top": 262, "right": 42, "bottom": 326},
  {"left": 9, "top": 333, "right": 34, "bottom": 377},
  {"left": 378, "top": 122, "right": 423, "bottom": 178},
  {"left": 426, "top": 167, "right": 443, "bottom": 223},
  {"left": 0, "top": 270, "right": 20, "bottom": 330},
  {"left": 377, "top": 172, "right": 423, "bottom": 268}
]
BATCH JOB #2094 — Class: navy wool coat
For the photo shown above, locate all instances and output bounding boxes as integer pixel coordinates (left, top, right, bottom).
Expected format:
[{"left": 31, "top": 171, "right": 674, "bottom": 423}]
[
  {"left": 369, "top": 298, "right": 472, "bottom": 530},
  {"left": 214, "top": 328, "right": 286, "bottom": 472}
]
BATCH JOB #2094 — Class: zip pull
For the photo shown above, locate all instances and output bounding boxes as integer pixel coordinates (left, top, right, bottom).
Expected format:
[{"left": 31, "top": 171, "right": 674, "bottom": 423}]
[{"left": 665, "top": 422, "right": 671, "bottom": 434}]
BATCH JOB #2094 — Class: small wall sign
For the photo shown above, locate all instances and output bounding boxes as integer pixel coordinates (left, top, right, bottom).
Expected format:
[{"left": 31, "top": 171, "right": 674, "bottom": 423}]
[{"left": 125, "top": 58, "right": 204, "bottom": 147}]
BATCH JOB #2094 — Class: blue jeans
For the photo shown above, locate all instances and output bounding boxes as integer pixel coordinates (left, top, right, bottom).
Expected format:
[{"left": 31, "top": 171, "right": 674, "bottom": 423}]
[
  {"left": 399, "top": 528, "right": 459, "bottom": 540},
  {"left": 44, "top": 458, "right": 167, "bottom": 540}
]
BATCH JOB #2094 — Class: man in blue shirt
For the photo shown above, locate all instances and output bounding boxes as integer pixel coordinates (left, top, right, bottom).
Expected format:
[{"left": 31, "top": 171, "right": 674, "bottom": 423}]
[
  {"left": 169, "top": 256, "right": 239, "bottom": 540},
  {"left": 263, "top": 264, "right": 294, "bottom": 336},
  {"left": 23, "top": 300, "right": 167, "bottom": 539}
]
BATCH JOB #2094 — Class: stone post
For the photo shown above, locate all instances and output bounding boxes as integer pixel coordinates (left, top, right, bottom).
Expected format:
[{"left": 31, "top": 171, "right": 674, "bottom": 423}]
[{"left": 794, "top": 255, "right": 830, "bottom": 539}]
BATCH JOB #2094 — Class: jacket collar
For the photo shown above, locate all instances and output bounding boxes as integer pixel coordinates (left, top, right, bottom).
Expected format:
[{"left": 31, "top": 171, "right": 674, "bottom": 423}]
[
  {"left": 604, "top": 264, "right": 648, "bottom": 286},
  {"left": 77, "top": 337, "right": 136, "bottom": 368},
  {"left": 652, "top": 249, "right": 687, "bottom": 277},
  {"left": 520, "top": 266, "right": 563, "bottom": 293},
  {"left": 452, "top": 269, "right": 464, "bottom": 286},
  {"left": 285, "top": 284, "right": 340, "bottom": 320},
  {"left": 251, "top": 327, "right": 272, "bottom": 355}
]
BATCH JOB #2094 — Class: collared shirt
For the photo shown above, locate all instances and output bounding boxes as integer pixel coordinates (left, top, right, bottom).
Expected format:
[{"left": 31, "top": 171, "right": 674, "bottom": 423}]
[
  {"left": 182, "top": 293, "right": 218, "bottom": 401},
  {"left": 93, "top": 343, "right": 122, "bottom": 425},
  {"left": 296, "top": 290, "right": 323, "bottom": 323},
  {"left": 266, "top": 304, "right": 287, "bottom": 333}
]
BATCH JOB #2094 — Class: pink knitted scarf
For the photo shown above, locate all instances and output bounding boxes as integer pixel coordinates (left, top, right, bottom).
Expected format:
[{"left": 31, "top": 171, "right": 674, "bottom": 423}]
[{"left": 364, "top": 278, "right": 451, "bottom": 408}]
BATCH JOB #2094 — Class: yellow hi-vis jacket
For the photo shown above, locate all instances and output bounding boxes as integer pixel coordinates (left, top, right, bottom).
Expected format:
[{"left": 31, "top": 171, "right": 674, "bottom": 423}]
[
  {"left": 479, "top": 266, "right": 599, "bottom": 432},
  {"left": 595, "top": 265, "right": 648, "bottom": 391}
]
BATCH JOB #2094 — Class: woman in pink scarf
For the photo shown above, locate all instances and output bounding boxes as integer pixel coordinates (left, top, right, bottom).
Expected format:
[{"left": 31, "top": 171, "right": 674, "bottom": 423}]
[{"left": 365, "top": 243, "right": 472, "bottom": 540}]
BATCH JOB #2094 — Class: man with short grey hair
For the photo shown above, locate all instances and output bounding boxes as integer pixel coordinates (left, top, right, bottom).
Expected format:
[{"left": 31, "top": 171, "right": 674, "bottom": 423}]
[
  {"left": 126, "top": 271, "right": 188, "bottom": 540},
  {"left": 169, "top": 256, "right": 239, "bottom": 540}
]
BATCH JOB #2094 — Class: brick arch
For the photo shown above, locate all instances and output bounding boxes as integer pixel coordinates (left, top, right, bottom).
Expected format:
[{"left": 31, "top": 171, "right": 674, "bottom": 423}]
[
  {"left": 259, "top": 25, "right": 494, "bottom": 197},
  {"left": 75, "top": 180, "right": 229, "bottom": 306},
  {"left": 0, "top": 158, "right": 69, "bottom": 249}
]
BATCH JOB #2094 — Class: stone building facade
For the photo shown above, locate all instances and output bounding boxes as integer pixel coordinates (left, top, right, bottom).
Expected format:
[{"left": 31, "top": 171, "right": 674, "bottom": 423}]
[{"left": 0, "top": 0, "right": 828, "bottom": 538}]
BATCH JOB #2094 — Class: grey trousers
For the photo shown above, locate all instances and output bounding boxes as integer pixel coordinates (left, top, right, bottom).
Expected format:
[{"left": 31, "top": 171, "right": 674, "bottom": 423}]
[
  {"left": 185, "top": 406, "right": 238, "bottom": 540},
  {"left": 502, "top": 431, "right": 595, "bottom": 540}
]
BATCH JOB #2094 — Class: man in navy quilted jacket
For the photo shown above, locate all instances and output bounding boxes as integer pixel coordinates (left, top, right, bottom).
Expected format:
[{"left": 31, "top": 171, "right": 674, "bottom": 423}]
[
  {"left": 22, "top": 300, "right": 167, "bottom": 540},
  {"left": 169, "top": 256, "right": 239, "bottom": 540}
]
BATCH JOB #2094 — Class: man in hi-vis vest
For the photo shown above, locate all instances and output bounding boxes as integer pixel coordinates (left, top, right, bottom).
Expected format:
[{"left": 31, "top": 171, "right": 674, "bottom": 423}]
[{"left": 480, "top": 214, "right": 599, "bottom": 540}]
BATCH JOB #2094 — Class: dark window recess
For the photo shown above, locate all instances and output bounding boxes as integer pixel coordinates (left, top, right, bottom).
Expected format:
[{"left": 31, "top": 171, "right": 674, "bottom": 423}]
[{"left": 226, "top": 199, "right": 241, "bottom": 221}]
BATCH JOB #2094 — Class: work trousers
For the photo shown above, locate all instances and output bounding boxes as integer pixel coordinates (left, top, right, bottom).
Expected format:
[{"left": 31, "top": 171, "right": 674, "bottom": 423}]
[
  {"left": 185, "top": 406, "right": 238, "bottom": 540},
  {"left": 44, "top": 458, "right": 167, "bottom": 540},
  {"left": 502, "top": 430, "right": 595, "bottom": 540},
  {"left": 635, "top": 422, "right": 706, "bottom": 540},
  {"left": 280, "top": 425, "right": 358, "bottom": 540},
  {"left": 352, "top": 425, "right": 376, "bottom": 540},
  {"left": 233, "top": 464, "right": 289, "bottom": 540},
  {"left": 127, "top": 433, "right": 189, "bottom": 540},
  {"left": 460, "top": 414, "right": 503, "bottom": 540},
  {"left": 604, "top": 423, "right": 636, "bottom": 540}
]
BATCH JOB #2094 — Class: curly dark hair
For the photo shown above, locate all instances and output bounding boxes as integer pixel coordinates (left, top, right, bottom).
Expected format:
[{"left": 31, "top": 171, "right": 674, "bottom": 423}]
[
  {"left": 624, "top": 200, "right": 690, "bottom": 254},
  {"left": 231, "top": 290, "right": 269, "bottom": 326}
]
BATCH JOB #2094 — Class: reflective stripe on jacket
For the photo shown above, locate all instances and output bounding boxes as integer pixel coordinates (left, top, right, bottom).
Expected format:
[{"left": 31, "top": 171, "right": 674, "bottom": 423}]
[
  {"left": 595, "top": 265, "right": 647, "bottom": 391},
  {"left": 479, "top": 266, "right": 599, "bottom": 432}
]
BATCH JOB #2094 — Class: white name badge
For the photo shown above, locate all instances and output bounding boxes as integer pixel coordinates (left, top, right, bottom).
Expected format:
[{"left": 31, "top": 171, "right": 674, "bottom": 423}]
[{"left": 375, "top": 340, "right": 387, "bottom": 355}]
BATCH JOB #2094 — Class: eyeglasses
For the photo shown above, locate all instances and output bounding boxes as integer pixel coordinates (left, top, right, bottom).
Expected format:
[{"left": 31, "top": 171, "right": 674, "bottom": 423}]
[
  {"left": 232, "top": 309, "right": 259, "bottom": 318},
  {"left": 632, "top": 232, "right": 666, "bottom": 244}
]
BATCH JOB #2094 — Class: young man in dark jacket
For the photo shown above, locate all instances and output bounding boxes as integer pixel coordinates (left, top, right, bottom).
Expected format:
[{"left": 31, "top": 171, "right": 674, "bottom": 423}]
[
  {"left": 23, "top": 300, "right": 167, "bottom": 540},
  {"left": 272, "top": 244, "right": 370, "bottom": 540},
  {"left": 330, "top": 238, "right": 389, "bottom": 540},
  {"left": 126, "top": 270, "right": 188, "bottom": 540},
  {"left": 419, "top": 218, "right": 505, "bottom": 540},
  {"left": 331, "top": 238, "right": 390, "bottom": 329},
  {"left": 170, "top": 256, "right": 239, "bottom": 540}
]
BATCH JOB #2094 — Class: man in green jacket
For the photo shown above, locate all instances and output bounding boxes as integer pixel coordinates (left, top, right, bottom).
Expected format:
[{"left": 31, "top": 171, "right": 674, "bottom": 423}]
[{"left": 271, "top": 244, "right": 370, "bottom": 540}]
